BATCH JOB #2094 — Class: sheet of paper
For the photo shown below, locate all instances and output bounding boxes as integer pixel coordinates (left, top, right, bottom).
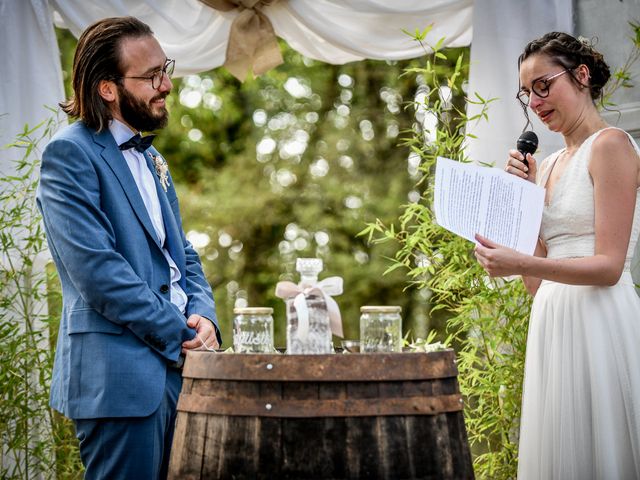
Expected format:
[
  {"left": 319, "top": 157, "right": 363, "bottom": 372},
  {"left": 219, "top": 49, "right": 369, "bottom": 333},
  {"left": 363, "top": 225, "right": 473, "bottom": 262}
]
[{"left": 434, "top": 156, "right": 545, "bottom": 255}]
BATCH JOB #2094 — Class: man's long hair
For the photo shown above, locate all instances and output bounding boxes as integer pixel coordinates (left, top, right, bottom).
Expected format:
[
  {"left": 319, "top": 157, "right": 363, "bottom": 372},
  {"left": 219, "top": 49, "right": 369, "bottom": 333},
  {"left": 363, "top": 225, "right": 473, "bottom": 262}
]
[{"left": 60, "top": 16, "right": 153, "bottom": 132}]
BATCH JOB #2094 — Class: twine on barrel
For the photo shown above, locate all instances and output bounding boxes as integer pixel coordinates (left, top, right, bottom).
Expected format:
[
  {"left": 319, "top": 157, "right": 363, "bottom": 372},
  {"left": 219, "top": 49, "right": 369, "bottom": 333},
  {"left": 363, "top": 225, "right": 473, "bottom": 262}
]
[
  {"left": 199, "top": 0, "right": 283, "bottom": 81},
  {"left": 275, "top": 277, "right": 344, "bottom": 340}
]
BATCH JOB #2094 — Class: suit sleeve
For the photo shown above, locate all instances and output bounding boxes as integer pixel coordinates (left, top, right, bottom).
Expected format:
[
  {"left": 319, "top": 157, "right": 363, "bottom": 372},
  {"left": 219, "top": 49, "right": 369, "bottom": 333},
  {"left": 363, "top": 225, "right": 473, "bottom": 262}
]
[
  {"left": 37, "top": 137, "right": 195, "bottom": 362},
  {"left": 183, "top": 237, "right": 221, "bottom": 344},
  {"left": 164, "top": 179, "right": 221, "bottom": 345}
]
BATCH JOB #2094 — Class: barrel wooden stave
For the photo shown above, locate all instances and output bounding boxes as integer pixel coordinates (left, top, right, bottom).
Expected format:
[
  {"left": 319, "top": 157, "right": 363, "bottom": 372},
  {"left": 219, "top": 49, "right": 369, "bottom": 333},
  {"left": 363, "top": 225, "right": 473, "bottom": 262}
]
[
  {"left": 169, "top": 352, "right": 474, "bottom": 479},
  {"left": 180, "top": 413, "right": 472, "bottom": 479}
]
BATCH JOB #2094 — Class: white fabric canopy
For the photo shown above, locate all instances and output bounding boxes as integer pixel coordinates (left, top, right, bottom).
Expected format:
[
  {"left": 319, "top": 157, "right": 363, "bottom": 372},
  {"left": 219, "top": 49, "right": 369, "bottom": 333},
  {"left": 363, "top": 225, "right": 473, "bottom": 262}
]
[
  {"left": 1, "top": 0, "right": 575, "bottom": 177},
  {"left": 466, "top": 0, "right": 573, "bottom": 167},
  {"left": 1, "top": 0, "right": 479, "bottom": 176},
  {"left": 2, "top": 0, "right": 578, "bottom": 172},
  {"left": 49, "top": 0, "right": 473, "bottom": 76}
]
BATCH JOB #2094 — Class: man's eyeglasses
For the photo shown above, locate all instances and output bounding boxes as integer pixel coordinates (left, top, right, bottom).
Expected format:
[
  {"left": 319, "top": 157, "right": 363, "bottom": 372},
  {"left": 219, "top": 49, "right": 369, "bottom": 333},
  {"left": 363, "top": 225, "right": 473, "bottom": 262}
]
[
  {"left": 516, "top": 69, "right": 570, "bottom": 107},
  {"left": 120, "top": 59, "right": 175, "bottom": 90}
]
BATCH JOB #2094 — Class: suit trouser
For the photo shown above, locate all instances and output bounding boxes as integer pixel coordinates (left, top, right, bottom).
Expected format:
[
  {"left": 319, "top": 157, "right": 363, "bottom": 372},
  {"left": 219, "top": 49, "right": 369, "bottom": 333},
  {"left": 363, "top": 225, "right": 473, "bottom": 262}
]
[{"left": 74, "top": 368, "right": 182, "bottom": 480}]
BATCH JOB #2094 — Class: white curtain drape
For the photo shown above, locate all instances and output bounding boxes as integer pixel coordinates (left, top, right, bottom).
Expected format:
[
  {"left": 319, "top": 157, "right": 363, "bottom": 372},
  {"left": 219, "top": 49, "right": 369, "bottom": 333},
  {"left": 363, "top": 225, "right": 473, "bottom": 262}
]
[
  {"left": 49, "top": 0, "right": 474, "bottom": 76},
  {"left": 466, "top": 0, "right": 573, "bottom": 167},
  {"left": 0, "top": 6, "right": 55, "bottom": 468},
  {"left": 0, "top": 0, "right": 65, "bottom": 177}
]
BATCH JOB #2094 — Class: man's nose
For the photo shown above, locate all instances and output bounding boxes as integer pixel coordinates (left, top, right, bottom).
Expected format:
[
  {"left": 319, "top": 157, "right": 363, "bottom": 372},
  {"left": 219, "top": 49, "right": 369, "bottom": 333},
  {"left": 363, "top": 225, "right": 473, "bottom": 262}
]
[{"left": 158, "top": 72, "right": 172, "bottom": 93}]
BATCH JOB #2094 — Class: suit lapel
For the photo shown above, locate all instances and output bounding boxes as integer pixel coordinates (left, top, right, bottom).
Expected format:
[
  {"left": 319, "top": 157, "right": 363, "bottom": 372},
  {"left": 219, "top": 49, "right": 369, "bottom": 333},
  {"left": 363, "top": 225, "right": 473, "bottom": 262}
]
[
  {"left": 144, "top": 149, "right": 187, "bottom": 288},
  {"left": 92, "top": 129, "right": 162, "bottom": 250}
]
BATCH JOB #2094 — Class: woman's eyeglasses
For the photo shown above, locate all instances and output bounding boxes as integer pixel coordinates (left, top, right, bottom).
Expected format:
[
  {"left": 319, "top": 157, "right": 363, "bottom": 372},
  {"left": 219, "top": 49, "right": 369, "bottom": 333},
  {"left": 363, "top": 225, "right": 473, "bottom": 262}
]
[{"left": 516, "top": 69, "right": 570, "bottom": 107}]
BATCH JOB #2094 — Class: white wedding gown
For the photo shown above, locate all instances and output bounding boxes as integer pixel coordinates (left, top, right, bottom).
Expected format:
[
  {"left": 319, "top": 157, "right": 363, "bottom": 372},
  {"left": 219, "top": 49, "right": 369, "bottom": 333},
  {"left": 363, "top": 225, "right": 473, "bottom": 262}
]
[{"left": 517, "top": 128, "right": 640, "bottom": 480}]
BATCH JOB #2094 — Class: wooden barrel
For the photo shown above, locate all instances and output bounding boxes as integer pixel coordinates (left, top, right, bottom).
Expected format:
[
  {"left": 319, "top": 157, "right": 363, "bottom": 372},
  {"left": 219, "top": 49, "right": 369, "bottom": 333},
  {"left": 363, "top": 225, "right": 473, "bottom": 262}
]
[{"left": 168, "top": 350, "right": 474, "bottom": 479}]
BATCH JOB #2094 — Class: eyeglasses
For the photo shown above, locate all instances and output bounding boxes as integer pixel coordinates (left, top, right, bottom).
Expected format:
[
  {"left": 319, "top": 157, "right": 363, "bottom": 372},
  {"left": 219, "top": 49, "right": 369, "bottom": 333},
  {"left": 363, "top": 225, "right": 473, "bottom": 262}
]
[
  {"left": 119, "top": 59, "right": 175, "bottom": 90},
  {"left": 516, "top": 69, "right": 569, "bottom": 107}
]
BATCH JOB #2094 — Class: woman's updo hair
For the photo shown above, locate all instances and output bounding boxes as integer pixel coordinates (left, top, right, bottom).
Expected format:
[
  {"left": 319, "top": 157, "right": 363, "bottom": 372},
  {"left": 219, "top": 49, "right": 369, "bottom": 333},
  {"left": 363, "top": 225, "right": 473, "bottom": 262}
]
[{"left": 518, "top": 31, "right": 611, "bottom": 102}]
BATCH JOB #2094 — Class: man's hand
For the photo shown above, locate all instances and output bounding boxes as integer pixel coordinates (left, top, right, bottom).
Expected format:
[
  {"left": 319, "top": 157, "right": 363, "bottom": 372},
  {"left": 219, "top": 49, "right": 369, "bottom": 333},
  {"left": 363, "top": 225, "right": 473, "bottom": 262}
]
[{"left": 182, "top": 314, "right": 219, "bottom": 353}]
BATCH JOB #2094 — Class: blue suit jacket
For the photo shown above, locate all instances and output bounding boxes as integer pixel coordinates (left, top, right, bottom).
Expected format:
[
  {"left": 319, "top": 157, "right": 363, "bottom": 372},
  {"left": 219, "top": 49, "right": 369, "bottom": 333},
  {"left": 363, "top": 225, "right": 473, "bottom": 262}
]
[{"left": 37, "top": 121, "right": 218, "bottom": 419}]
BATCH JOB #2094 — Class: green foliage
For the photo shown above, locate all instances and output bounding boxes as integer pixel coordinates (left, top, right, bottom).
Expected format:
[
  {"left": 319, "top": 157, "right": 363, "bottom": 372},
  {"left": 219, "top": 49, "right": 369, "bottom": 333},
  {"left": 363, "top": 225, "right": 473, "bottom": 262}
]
[
  {"left": 142, "top": 36, "right": 466, "bottom": 346},
  {"left": 603, "top": 21, "right": 640, "bottom": 105},
  {"left": 51, "top": 25, "right": 474, "bottom": 349},
  {"left": 361, "top": 28, "right": 528, "bottom": 479},
  {"left": 0, "top": 115, "right": 82, "bottom": 478}
]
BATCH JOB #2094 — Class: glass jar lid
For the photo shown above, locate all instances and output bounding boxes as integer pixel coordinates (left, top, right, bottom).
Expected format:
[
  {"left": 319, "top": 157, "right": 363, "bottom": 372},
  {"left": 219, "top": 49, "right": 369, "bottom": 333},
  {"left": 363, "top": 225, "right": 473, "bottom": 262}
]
[
  {"left": 233, "top": 307, "right": 274, "bottom": 315},
  {"left": 360, "top": 306, "right": 402, "bottom": 313},
  {"left": 296, "top": 257, "right": 323, "bottom": 275}
]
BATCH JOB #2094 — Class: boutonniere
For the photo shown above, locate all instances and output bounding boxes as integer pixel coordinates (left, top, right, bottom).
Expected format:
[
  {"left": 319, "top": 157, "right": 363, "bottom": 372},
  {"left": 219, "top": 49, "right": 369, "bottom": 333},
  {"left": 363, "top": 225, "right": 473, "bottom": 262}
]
[{"left": 151, "top": 153, "right": 170, "bottom": 192}]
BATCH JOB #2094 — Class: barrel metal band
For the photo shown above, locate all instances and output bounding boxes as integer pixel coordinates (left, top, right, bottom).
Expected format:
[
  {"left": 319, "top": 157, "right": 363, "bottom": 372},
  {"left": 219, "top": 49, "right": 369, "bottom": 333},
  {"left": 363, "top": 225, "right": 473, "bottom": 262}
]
[{"left": 177, "top": 393, "right": 464, "bottom": 417}]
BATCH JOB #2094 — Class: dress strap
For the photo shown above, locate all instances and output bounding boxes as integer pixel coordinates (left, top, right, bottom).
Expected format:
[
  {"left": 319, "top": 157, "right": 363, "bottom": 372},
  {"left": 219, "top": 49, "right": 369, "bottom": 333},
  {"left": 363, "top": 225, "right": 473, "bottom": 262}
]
[{"left": 537, "top": 149, "right": 563, "bottom": 189}]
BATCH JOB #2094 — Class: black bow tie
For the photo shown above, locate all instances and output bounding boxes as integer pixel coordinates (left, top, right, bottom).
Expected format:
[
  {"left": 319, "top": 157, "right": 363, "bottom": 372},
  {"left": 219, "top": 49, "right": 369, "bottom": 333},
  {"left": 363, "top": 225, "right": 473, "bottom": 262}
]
[{"left": 118, "top": 133, "right": 156, "bottom": 153}]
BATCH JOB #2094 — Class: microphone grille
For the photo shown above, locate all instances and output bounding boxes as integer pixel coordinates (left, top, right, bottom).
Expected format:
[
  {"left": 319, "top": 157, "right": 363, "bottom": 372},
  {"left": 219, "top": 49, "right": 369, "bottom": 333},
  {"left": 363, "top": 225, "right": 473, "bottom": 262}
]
[{"left": 517, "top": 131, "right": 539, "bottom": 154}]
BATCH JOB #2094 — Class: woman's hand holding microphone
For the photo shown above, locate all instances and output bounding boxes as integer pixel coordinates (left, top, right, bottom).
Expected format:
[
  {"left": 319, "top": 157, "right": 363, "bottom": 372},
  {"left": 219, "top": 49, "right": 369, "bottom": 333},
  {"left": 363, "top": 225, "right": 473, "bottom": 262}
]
[{"left": 505, "top": 149, "right": 538, "bottom": 183}]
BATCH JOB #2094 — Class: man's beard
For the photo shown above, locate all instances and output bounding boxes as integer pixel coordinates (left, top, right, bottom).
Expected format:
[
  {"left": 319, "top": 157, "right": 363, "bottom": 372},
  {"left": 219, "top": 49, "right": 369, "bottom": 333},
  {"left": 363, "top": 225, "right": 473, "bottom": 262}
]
[{"left": 117, "top": 84, "right": 169, "bottom": 132}]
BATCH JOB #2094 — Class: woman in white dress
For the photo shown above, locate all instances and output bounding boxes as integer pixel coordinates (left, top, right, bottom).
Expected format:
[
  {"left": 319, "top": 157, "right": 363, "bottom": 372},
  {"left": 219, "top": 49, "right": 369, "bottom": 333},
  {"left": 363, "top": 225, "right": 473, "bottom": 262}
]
[{"left": 474, "top": 32, "right": 640, "bottom": 479}]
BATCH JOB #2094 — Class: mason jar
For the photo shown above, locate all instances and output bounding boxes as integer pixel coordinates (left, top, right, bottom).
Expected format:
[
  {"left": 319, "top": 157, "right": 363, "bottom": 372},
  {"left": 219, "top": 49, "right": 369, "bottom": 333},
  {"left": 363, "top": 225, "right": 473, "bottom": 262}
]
[
  {"left": 359, "top": 306, "right": 402, "bottom": 353},
  {"left": 233, "top": 307, "right": 274, "bottom": 353}
]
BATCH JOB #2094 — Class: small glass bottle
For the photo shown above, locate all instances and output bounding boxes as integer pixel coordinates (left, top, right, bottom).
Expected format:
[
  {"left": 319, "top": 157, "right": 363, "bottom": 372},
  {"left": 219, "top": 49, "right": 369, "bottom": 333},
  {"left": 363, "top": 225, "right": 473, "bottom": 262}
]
[
  {"left": 286, "top": 258, "right": 333, "bottom": 354},
  {"left": 233, "top": 307, "right": 274, "bottom": 353},
  {"left": 360, "top": 306, "right": 402, "bottom": 353}
]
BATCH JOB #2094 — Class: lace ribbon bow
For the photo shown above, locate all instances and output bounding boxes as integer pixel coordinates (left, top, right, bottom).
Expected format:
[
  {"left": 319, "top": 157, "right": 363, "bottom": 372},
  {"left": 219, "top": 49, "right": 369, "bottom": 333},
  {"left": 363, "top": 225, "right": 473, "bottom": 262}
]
[{"left": 275, "top": 277, "right": 344, "bottom": 340}]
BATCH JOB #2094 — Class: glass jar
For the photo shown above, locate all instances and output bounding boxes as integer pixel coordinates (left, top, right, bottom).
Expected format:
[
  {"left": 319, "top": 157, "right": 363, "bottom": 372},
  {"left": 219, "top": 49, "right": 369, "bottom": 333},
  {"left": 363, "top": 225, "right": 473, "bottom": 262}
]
[
  {"left": 285, "top": 258, "right": 333, "bottom": 354},
  {"left": 233, "top": 307, "right": 274, "bottom": 353},
  {"left": 360, "top": 306, "right": 402, "bottom": 353}
]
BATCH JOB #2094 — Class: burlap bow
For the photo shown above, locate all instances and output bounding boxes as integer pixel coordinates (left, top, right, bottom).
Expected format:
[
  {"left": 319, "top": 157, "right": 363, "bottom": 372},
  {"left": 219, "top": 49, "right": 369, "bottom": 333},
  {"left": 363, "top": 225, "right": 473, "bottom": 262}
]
[
  {"left": 275, "top": 277, "right": 344, "bottom": 340},
  {"left": 200, "top": 0, "right": 283, "bottom": 81}
]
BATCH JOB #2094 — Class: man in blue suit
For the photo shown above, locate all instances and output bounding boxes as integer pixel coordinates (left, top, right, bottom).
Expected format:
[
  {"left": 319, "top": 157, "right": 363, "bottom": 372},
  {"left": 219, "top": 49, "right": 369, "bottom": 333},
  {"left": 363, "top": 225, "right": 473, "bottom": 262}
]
[{"left": 36, "top": 16, "right": 220, "bottom": 479}]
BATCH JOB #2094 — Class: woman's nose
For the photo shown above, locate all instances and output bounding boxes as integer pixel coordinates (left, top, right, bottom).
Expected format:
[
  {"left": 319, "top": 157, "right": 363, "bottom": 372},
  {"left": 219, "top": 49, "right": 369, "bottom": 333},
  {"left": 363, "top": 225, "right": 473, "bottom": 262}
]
[{"left": 528, "top": 93, "right": 543, "bottom": 111}]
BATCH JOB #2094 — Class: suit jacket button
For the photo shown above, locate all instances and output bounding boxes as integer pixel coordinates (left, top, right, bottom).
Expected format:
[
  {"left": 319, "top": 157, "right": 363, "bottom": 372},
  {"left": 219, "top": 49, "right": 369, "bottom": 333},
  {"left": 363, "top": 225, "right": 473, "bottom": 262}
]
[{"left": 160, "top": 284, "right": 169, "bottom": 294}]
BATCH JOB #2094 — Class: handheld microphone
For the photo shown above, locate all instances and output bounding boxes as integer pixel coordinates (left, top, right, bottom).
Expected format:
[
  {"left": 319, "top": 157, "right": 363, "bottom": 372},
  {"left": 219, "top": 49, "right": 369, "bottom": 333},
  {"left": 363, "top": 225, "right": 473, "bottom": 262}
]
[{"left": 517, "top": 131, "right": 539, "bottom": 168}]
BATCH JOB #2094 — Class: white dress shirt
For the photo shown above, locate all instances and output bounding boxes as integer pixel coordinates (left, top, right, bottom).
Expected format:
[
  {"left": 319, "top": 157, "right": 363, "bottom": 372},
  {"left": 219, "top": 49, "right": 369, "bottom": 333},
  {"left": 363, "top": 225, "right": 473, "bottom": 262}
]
[{"left": 109, "top": 120, "right": 187, "bottom": 314}]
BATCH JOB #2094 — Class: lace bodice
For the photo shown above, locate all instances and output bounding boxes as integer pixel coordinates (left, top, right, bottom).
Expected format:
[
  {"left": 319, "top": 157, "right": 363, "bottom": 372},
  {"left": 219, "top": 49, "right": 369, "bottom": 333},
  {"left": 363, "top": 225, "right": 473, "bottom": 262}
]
[{"left": 537, "top": 128, "right": 640, "bottom": 270}]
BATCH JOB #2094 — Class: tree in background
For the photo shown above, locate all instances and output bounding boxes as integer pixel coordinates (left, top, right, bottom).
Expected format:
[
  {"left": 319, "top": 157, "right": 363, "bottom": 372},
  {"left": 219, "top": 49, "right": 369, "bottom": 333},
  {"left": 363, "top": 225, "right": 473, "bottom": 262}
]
[{"left": 120, "top": 38, "right": 469, "bottom": 346}]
